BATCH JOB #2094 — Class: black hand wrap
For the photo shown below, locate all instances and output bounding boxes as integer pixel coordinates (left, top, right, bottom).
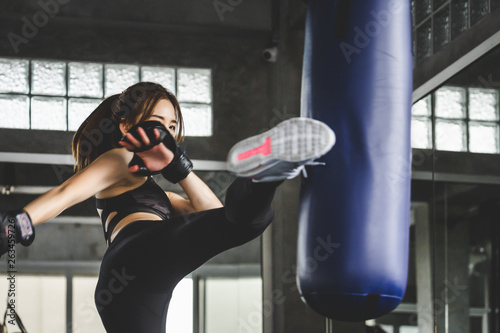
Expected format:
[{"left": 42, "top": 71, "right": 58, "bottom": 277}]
[
  {"left": 0, "top": 210, "right": 35, "bottom": 258},
  {"left": 121, "top": 121, "right": 193, "bottom": 183},
  {"left": 159, "top": 148, "right": 193, "bottom": 184},
  {"left": 122, "top": 121, "right": 168, "bottom": 152},
  {"left": 121, "top": 121, "right": 167, "bottom": 177}
]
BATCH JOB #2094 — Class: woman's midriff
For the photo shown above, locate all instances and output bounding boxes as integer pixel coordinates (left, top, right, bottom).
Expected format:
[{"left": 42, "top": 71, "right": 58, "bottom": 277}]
[{"left": 109, "top": 212, "right": 163, "bottom": 243}]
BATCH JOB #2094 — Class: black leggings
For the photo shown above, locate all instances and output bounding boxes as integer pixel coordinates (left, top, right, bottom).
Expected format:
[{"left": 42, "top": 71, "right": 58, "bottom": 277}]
[{"left": 94, "top": 177, "right": 281, "bottom": 333}]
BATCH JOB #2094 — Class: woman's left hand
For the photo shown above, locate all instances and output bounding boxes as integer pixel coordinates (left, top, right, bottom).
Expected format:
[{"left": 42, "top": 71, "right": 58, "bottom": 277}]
[{"left": 119, "top": 126, "right": 174, "bottom": 173}]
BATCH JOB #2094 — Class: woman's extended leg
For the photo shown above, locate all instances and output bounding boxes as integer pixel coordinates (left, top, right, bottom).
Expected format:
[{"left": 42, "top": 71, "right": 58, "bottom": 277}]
[{"left": 224, "top": 177, "right": 283, "bottom": 229}]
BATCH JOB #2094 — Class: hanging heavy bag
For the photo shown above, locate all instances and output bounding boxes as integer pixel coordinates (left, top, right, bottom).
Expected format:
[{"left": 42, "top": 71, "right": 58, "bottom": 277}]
[{"left": 297, "top": 0, "right": 413, "bottom": 321}]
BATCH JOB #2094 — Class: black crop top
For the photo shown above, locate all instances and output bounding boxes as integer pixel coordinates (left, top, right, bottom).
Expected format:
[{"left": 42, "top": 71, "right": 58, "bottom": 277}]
[{"left": 95, "top": 176, "right": 174, "bottom": 244}]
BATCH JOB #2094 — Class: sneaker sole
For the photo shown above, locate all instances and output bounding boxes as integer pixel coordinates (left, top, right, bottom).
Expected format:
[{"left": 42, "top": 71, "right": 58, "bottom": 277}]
[{"left": 227, "top": 117, "right": 336, "bottom": 174}]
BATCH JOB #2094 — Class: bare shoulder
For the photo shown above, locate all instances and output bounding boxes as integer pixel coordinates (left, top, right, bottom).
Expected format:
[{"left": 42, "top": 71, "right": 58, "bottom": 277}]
[
  {"left": 90, "top": 148, "right": 135, "bottom": 177},
  {"left": 64, "top": 148, "right": 132, "bottom": 190},
  {"left": 93, "top": 148, "right": 147, "bottom": 198}
]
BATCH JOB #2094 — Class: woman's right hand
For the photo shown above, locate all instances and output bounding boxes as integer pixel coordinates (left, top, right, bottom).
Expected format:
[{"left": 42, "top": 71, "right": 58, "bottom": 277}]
[{"left": 0, "top": 210, "right": 35, "bottom": 258}]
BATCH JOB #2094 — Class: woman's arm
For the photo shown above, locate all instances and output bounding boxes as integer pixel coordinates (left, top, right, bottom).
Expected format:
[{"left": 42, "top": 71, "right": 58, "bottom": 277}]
[
  {"left": 119, "top": 122, "right": 222, "bottom": 214},
  {"left": 166, "top": 172, "right": 223, "bottom": 216},
  {"left": 24, "top": 148, "right": 132, "bottom": 226}
]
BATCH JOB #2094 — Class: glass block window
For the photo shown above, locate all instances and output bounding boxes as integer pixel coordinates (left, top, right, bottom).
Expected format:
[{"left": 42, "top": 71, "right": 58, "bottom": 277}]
[
  {"left": 181, "top": 103, "right": 213, "bottom": 137},
  {"left": 416, "top": 19, "right": 433, "bottom": 61},
  {"left": 411, "top": 95, "right": 432, "bottom": 149},
  {"left": 177, "top": 69, "right": 212, "bottom": 103},
  {"left": 68, "top": 62, "right": 103, "bottom": 98},
  {"left": 412, "top": 86, "right": 500, "bottom": 154},
  {"left": 412, "top": 0, "right": 493, "bottom": 64},
  {"left": 469, "top": 122, "right": 499, "bottom": 153},
  {"left": 471, "top": 0, "right": 489, "bottom": 25},
  {"left": 176, "top": 69, "right": 213, "bottom": 136},
  {"left": 451, "top": 0, "right": 469, "bottom": 39},
  {"left": 433, "top": 6, "right": 450, "bottom": 51},
  {"left": 0, "top": 58, "right": 29, "bottom": 93},
  {"left": 435, "top": 119, "right": 467, "bottom": 151},
  {"left": 469, "top": 88, "right": 499, "bottom": 121},
  {"left": 31, "top": 60, "right": 67, "bottom": 96},
  {"left": 31, "top": 96, "right": 67, "bottom": 131},
  {"left": 104, "top": 64, "right": 140, "bottom": 97},
  {"left": 412, "top": 0, "right": 432, "bottom": 24},
  {"left": 0, "top": 57, "right": 212, "bottom": 137},
  {"left": 0, "top": 95, "right": 29, "bottom": 129},
  {"left": 68, "top": 98, "right": 102, "bottom": 131},
  {"left": 435, "top": 86, "right": 466, "bottom": 119},
  {"left": 141, "top": 66, "right": 175, "bottom": 92}
]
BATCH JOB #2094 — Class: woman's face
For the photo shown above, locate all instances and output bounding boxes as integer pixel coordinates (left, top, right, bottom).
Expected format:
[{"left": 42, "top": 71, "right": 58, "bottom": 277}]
[{"left": 147, "top": 98, "right": 177, "bottom": 138}]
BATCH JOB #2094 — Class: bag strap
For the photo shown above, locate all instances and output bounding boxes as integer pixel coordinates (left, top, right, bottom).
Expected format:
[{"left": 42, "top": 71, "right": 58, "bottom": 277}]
[
  {"left": 2, "top": 300, "right": 7, "bottom": 327},
  {"left": 14, "top": 311, "right": 27, "bottom": 333},
  {"left": 0, "top": 308, "right": 5, "bottom": 333},
  {"left": 2, "top": 299, "right": 27, "bottom": 333}
]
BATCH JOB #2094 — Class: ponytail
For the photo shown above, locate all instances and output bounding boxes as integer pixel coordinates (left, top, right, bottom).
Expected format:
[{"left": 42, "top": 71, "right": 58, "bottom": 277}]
[{"left": 71, "top": 94, "right": 123, "bottom": 172}]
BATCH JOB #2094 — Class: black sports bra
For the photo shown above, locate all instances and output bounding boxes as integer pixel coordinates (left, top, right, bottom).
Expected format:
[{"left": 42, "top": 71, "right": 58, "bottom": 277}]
[{"left": 95, "top": 176, "right": 174, "bottom": 244}]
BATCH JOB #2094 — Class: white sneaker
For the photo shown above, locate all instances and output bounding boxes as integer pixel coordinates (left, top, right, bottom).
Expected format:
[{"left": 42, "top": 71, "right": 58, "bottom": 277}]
[{"left": 226, "top": 117, "right": 336, "bottom": 182}]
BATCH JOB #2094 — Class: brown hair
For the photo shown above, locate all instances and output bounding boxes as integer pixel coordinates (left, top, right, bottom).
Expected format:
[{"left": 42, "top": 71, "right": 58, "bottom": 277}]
[{"left": 71, "top": 82, "right": 184, "bottom": 172}]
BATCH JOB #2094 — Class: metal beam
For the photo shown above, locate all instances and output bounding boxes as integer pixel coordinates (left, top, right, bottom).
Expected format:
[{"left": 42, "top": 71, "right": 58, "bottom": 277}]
[
  {"left": 412, "top": 170, "right": 500, "bottom": 185},
  {"left": 5, "top": 170, "right": 500, "bottom": 197},
  {"left": 0, "top": 152, "right": 228, "bottom": 171}
]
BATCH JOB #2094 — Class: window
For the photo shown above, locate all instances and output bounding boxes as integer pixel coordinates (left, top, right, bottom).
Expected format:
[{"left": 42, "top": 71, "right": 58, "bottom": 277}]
[
  {"left": 412, "top": 0, "right": 496, "bottom": 64},
  {"left": 166, "top": 278, "right": 194, "bottom": 332},
  {"left": 72, "top": 276, "right": 106, "bottom": 333},
  {"left": 0, "top": 274, "right": 66, "bottom": 333},
  {"left": 0, "top": 57, "right": 212, "bottom": 136},
  {"left": 411, "top": 95, "right": 432, "bottom": 149},
  {"left": 411, "top": 86, "right": 500, "bottom": 154},
  {"left": 202, "top": 277, "right": 262, "bottom": 333}
]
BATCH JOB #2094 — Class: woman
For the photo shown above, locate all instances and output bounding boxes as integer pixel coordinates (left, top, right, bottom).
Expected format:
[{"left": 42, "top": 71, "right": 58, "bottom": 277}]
[{"left": 0, "top": 82, "right": 335, "bottom": 332}]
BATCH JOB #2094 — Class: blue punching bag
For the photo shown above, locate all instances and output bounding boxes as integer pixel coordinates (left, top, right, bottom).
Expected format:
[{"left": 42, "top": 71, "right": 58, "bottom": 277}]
[{"left": 297, "top": 0, "right": 413, "bottom": 321}]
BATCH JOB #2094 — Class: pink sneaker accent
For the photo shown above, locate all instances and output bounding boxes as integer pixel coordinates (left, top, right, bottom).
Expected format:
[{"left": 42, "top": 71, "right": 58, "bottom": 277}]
[
  {"left": 227, "top": 117, "right": 336, "bottom": 182},
  {"left": 237, "top": 137, "right": 272, "bottom": 161}
]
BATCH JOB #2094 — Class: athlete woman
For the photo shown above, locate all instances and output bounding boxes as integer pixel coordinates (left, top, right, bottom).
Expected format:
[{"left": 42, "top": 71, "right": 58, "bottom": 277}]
[{"left": 0, "top": 82, "right": 335, "bottom": 332}]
